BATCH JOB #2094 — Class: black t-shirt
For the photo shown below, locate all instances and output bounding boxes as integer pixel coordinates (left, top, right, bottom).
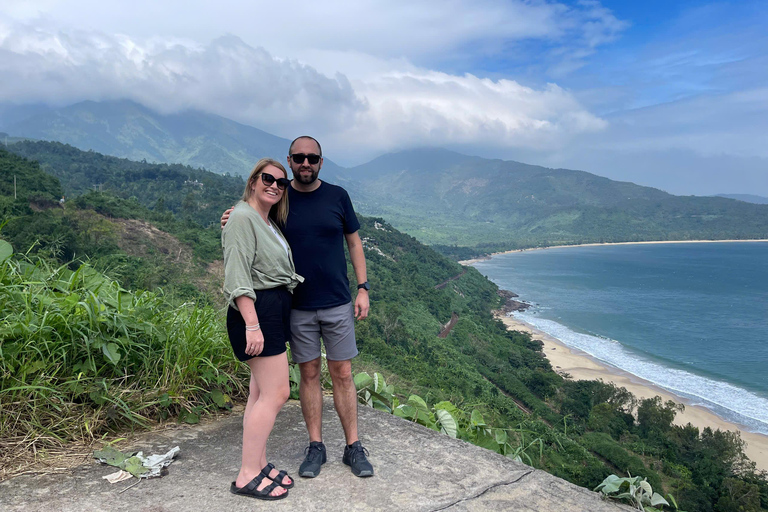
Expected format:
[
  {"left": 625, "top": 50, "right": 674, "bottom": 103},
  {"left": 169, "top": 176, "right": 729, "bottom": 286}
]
[{"left": 283, "top": 182, "right": 360, "bottom": 310}]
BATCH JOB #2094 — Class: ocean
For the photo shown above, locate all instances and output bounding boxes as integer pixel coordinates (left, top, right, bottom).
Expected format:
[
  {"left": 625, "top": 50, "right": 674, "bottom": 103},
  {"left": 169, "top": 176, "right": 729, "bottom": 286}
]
[{"left": 472, "top": 242, "right": 768, "bottom": 435}]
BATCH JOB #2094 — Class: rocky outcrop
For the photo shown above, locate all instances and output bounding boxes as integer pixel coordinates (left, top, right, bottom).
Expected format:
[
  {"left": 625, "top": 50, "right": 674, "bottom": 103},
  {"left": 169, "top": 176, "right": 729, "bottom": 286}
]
[
  {"left": 0, "top": 399, "right": 631, "bottom": 512},
  {"left": 497, "top": 289, "right": 531, "bottom": 313}
]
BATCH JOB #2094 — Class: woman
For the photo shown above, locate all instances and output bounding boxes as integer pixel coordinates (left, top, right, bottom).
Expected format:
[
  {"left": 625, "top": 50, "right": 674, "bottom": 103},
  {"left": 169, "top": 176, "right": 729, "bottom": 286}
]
[{"left": 222, "top": 158, "right": 302, "bottom": 501}]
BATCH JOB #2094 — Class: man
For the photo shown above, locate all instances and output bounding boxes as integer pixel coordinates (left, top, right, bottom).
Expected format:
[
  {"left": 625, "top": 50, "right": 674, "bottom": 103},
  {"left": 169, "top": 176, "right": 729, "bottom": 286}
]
[{"left": 222, "top": 136, "right": 373, "bottom": 478}]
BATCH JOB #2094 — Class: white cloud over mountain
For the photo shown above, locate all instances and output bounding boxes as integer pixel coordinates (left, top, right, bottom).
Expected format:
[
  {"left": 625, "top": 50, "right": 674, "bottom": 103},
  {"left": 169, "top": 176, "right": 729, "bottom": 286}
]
[
  {"left": 0, "top": 1, "right": 766, "bottom": 194},
  {"left": 0, "top": 25, "right": 606, "bottom": 159}
]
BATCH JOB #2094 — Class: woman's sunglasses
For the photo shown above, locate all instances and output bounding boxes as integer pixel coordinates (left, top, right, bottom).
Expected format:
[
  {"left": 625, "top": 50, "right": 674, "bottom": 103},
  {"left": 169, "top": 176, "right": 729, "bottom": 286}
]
[
  {"left": 290, "top": 153, "right": 321, "bottom": 165},
  {"left": 260, "top": 172, "right": 291, "bottom": 190}
]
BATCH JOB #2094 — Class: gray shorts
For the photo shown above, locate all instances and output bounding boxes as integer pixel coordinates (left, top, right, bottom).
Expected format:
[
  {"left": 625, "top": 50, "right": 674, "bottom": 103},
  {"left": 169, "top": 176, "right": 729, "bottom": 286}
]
[{"left": 289, "top": 302, "right": 358, "bottom": 363}]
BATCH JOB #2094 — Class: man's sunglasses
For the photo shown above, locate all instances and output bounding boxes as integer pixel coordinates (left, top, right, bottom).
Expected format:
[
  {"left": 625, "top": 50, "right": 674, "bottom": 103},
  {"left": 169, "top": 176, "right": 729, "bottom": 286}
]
[
  {"left": 290, "top": 153, "right": 321, "bottom": 165},
  {"left": 260, "top": 172, "right": 291, "bottom": 190}
]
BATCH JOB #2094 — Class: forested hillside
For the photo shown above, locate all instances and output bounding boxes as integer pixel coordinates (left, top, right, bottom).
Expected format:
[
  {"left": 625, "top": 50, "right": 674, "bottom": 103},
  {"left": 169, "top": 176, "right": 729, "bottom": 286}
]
[
  {"left": 8, "top": 140, "right": 245, "bottom": 227},
  {"left": 342, "top": 149, "right": 768, "bottom": 255},
  {"left": 8, "top": 102, "right": 768, "bottom": 260},
  {"left": 3, "top": 100, "right": 346, "bottom": 180},
  {"left": 1, "top": 148, "right": 766, "bottom": 510}
]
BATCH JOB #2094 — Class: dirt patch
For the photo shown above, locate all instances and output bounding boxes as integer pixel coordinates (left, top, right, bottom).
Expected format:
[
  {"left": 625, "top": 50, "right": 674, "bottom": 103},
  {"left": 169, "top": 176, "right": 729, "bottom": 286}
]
[{"left": 113, "top": 219, "right": 193, "bottom": 267}]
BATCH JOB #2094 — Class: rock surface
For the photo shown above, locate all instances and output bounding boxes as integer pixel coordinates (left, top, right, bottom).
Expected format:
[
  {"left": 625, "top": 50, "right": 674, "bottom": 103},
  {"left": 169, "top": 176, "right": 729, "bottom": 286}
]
[{"left": 0, "top": 399, "right": 630, "bottom": 511}]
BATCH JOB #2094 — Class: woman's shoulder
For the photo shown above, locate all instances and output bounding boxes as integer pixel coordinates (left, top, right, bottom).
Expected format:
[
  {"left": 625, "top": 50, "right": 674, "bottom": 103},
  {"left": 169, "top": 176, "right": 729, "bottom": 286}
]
[
  {"left": 223, "top": 202, "right": 259, "bottom": 232},
  {"left": 229, "top": 201, "right": 260, "bottom": 221}
]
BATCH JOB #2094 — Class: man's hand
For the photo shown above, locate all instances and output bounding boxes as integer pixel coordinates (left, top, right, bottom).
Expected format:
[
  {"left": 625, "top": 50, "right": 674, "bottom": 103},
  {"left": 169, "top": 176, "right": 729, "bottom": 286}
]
[
  {"left": 221, "top": 207, "right": 234, "bottom": 229},
  {"left": 354, "top": 290, "right": 369, "bottom": 320}
]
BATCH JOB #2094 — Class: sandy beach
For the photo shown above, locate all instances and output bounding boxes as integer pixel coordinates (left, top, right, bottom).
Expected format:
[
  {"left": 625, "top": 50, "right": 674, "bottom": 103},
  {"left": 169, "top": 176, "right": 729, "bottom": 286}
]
[
  {"left": 460, "top": 239, "right": 768, "bottom": 265},
  {"left": 497, "top": 313, "right": 768, "bottom": 472}
]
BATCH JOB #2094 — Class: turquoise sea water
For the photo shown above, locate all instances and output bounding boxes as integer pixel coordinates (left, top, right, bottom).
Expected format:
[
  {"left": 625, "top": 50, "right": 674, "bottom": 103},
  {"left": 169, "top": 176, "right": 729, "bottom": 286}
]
[{"left": 473, "top": 242, "right": 768, "bottom": 435}]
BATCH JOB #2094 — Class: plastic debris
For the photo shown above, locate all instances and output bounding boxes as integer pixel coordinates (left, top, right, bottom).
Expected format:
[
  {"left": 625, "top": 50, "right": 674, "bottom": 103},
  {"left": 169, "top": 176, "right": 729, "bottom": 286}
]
[
  {"left": 94, "top": 445, "right": 180, "bottom": 480},
  {"left": 103, "top": 470, "right": 134, "bottom": 484}
]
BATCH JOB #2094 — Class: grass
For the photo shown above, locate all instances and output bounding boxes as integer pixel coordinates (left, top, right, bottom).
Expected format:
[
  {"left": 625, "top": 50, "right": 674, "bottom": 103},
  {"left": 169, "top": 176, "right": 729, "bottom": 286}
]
[{"left": 0, "top": 241, "right": 249, "bottom": 471}]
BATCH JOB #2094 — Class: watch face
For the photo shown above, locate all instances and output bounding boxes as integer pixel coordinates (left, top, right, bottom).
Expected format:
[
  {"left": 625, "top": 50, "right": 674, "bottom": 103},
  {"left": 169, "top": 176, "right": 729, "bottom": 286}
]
[{"left": 358, "top": 282, "right": 370, "bottom": 290}]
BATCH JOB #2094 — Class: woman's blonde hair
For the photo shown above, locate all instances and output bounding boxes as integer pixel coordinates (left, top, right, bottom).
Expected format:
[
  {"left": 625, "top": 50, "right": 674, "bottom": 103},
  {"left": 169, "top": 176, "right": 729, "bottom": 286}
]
[{"left": 242, "top": 158, "right": 290, "bottom": 225}]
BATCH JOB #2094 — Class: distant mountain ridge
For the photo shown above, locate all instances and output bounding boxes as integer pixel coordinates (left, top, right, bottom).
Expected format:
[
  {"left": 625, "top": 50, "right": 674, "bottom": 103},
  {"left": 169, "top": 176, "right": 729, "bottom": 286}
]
[
  {"left": 1, "top": 100, "right": 344, "bottom": 180},
  {"left": 716, "top": 194, "right": 768, "bottom": 205},
  {"left": 4, "top": 100, "right": 768, "bottom": 253},
  {"left": 342, "top": 148, "right": 768, "bottom": 249}
]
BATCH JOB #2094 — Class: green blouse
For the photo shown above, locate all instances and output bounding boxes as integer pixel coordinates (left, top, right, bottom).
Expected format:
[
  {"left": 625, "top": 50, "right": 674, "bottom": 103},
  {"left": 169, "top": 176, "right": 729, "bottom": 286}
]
[{"left": 222, "top": 201, "right": 303, "bottom": 310}]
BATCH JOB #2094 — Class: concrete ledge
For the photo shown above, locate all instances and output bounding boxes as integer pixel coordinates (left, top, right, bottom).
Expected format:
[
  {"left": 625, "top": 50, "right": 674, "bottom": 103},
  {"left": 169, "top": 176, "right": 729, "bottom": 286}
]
[{"left": 0, "top": 399, "right": 630, "bottom": 511}]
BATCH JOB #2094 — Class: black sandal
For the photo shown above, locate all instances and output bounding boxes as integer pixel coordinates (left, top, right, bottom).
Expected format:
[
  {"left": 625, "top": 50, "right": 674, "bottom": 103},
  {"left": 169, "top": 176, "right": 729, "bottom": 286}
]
[
  {"left": 261, "top": 462, "right": 294, "bottom": 489},
  {"left": 230, "top": 473, "right": 288, "bottom": 500}
]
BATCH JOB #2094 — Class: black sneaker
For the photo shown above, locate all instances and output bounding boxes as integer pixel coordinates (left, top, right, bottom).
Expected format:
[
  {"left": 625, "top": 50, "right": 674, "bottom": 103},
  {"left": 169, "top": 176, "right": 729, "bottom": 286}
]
[
  {"left": 342, "top": 441, "right": 374, "bottom": 477},
  {"left": 299, "top": 441, "right": 326, "bottom": 478}
]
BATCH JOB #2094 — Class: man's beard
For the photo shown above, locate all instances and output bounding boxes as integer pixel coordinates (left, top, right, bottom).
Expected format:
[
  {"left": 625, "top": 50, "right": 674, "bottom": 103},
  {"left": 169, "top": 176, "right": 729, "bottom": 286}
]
[{"left": 293, "top": 168, "right": 319, "bottom": 185}]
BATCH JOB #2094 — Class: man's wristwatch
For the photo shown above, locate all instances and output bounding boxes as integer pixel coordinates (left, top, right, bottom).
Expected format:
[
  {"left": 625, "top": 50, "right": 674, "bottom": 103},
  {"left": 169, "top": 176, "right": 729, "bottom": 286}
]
[{"left": 357, "top": 282, "right": 370, "bottom": 291}]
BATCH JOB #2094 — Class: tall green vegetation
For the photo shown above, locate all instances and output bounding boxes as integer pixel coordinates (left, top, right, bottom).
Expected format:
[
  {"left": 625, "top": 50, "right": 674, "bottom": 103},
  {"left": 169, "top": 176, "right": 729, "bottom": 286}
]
[{"left": 0, "top": 240, "right": 246, "bottom": 450}]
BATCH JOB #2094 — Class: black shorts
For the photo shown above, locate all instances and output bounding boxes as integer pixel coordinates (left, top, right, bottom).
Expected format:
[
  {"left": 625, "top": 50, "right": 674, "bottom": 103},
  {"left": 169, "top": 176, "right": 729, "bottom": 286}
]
[{"left": 227, "top": 287, "right": 292, "bottom": 361}]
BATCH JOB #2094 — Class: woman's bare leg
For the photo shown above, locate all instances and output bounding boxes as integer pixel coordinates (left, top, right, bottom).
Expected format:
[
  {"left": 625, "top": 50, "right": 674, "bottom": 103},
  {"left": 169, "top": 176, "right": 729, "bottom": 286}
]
[{"left": 234, "top": 352, "right": 290, "bottom": 495}]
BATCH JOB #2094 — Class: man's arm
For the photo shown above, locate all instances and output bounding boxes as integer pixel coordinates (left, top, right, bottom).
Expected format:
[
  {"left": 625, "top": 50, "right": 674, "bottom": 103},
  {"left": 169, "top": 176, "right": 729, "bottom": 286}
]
[{"left": 345, "top": 231, "right": 369, "bottom": 320}]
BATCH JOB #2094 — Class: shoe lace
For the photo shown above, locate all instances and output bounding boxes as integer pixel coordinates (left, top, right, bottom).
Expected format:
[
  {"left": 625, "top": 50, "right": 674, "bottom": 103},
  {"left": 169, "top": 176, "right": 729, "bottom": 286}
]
[
  {"left": 349, "top": 444, "right": 369, "bottom": 461},
  {"left": 304, "top": 444, "right": 323, "bottom": 460}
]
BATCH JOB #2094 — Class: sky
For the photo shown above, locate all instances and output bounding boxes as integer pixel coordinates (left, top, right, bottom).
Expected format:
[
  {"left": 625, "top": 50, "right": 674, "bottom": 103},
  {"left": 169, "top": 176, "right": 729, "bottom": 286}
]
[{"left": 0, "top": 0, "right": 766, "bottom": 195}]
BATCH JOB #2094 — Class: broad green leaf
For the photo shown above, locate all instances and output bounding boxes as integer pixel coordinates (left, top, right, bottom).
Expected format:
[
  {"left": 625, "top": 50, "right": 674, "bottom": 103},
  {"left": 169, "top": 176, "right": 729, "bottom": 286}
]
[
  {"left": 649, "top": 493, "right": 669, "bottom": 507},
  {"left": 373, "top": 372, "right": 384, "bottom": 392},
  {"left": 394, "top": 404, "right": 416, "bottom": 419},
  {"left": 470, "top": 409, "right": 486, "bottom": 427},
  {"left": 93, "top": 445, "right": 128, "bottom": 467},
  {"left": 372, "top": 399, "right": 391, "bottom": 412},
  {"left": 210, "top": 389, "right": 233, "bottom": 410},
  {"left": 123, "top": 456, "right": 149, "bottom": 478},
  {"left": 353, "top": 372, "right": 373, "bottom": 391},
  {"left": 0, "top": 240, "right": 13, "bottom": 262},
  {"left": 407, "top": 394, "right": 430, "bottom": 416},
  {"left": 102, "top": 342, "right": 121, "bottom": 364},
  {"left": 639, "top": 480, "right": 653, "bottom": 495},
  {"left": 434, "top": 401, "right": 459, "bottom": 416},
  {"left": 494, "top": 428, "right": 508, "bottom": 445},
  {"left": 366, "top": 389, "right": 393, "bottom": 410},
  {"left": 288, "top": 365, "right": 301, "bottom": 385},
  {"left": 181, "top": 410, "right": 200, "bottom": 424},
  {"left": 475, "top": 431, "right": 500, "bottom": 452},
  {"left": 435, "top": 409, "right": 458, "bottom": 438},
  {"left": 158, "top": 393, "right": 172, "bottom": 408},
  {"left": 595, "top": 474, "right": 624, "bottom": 493}
]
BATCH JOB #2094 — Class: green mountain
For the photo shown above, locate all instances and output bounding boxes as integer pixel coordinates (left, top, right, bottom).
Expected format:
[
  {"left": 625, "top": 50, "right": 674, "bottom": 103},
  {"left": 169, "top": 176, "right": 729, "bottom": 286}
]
[
  {"left": 7, "top": 140, "right": 245, "bottom": 228},
  {"left": 3, "top": 100, "right": 343, "bottom": 180},
  {"left": 6, "top": 101, "right": 768, "bottom": 256},
  {"left": 341, "top": 148, "right": 768, "bottom": 251}
]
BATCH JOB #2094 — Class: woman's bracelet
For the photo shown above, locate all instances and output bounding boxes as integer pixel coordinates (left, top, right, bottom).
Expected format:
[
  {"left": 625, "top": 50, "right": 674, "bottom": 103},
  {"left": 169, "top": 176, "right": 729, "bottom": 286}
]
[{"left": 245, "top": 323, "right": 261, "bottom": 332}]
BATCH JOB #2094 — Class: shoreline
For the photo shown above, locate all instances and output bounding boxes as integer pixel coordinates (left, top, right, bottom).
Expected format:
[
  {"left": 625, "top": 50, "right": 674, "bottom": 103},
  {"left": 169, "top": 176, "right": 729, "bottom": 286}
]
[
  {"left": 496, "top": 313, "right": 768, "bottom": 471},
  {"left": 459, "top": 239, "right": 768, "bottom": 265}
]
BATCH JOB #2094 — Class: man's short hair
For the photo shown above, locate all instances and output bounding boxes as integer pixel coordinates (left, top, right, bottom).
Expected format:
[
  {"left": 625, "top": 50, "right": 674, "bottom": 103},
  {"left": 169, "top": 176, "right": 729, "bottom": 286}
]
[{"left": 289, "top": 136, "right": 322, "bottom": 157}]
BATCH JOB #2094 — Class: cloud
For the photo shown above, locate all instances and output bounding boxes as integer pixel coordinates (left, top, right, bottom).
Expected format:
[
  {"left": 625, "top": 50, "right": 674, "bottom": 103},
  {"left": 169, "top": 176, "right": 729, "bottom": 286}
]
[
  {"left": 0, "top": 0, "right": 627, "bottom": 78},
  {"left": 0, "top": 24, "right": 607, "bottom": 162},
  {"left": 503, "top": 87, "right": 768, "bottom": 195},
  {"left": 0, "top": 28, "right": 362, "bottom": 135},
  {"left": 332, "top": 71, "right": 607, "bottom": 160}
]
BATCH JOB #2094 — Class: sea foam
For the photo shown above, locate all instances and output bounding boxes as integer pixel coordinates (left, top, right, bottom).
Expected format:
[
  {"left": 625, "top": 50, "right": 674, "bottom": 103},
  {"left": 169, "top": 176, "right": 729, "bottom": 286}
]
[{"left": 515, "top": 311, "right": 768, "bottom": 435}]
